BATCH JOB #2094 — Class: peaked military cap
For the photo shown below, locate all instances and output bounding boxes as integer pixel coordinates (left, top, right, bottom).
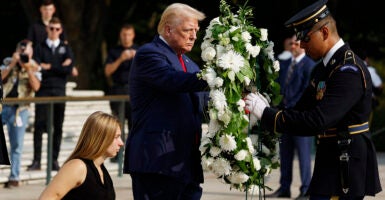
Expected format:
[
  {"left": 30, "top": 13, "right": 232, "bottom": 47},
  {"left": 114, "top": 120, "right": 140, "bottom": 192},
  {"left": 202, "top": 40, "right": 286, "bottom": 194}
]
[{"left": 284, "top": 0, "right": 330, "bottom": 41}]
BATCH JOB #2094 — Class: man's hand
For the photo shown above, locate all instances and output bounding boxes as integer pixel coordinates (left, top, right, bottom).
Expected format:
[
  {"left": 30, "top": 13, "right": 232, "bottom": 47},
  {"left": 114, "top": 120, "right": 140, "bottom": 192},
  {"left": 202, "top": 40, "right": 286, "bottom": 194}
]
[
  {"left": 245, "top": 92, "right": 270, "bottom": 120},
  {"left": 62, "top": 58, "right": 72, "bottom": 67}
]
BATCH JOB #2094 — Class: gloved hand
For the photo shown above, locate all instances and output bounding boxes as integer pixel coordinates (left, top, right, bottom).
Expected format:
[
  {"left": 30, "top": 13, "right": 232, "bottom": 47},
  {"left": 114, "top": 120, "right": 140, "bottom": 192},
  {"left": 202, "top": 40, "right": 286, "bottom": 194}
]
[
  {"left": 245, "top": 92, "right": 270, "bottom": 120},
  {"left": 248, "top": 112, "right": 259, "bottom": 127}
]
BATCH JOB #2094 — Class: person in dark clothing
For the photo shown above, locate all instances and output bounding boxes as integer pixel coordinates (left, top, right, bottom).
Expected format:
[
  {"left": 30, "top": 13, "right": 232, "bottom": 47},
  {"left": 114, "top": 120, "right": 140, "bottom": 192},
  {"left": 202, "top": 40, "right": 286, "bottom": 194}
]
[
  {"left": 104, "top": 23, "right": 138, "bottom": 163},
  {"left": 266, "top": 35, "right": 315, "bottom": 200},
  {"left": 27, "top": 17, "right": 75, "bottom": 171},
  {"left": 245, "top": 0, "right": 382, "bottom": 199},
  {"left": 27, "top": 0, "right": 67, "bottom": 47},
  {"left": 105, "top": 25, "right": 137, "bottom": 129},
  {"left": 123, "top": 3, "right": 208, "bottom": 200},
  {"left": 27, "top": 0, "right": 78, "bottom": 77},
  {"left": 38, "top": 111, "right": 124, "bottom": 200}
]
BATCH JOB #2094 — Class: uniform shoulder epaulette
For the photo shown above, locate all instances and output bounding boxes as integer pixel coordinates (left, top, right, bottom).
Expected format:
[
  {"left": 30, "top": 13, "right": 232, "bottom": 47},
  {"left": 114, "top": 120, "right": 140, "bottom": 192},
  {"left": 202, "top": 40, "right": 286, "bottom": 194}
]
[
  {"left": 339, "top": 50, "right": 360, "bottom": 72},
  {"left": 329, "top": 49, "right": 367, "bottom": 89},
  {"left": 343, "top": 50, "right": 356, "bottom": 65}
]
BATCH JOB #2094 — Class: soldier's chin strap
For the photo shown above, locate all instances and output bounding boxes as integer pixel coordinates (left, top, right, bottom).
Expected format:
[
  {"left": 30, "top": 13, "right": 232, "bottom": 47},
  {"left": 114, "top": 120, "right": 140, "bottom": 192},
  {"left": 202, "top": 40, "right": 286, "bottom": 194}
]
[{"left": 337, "top": 134, "right": 351, "bottom": 194}]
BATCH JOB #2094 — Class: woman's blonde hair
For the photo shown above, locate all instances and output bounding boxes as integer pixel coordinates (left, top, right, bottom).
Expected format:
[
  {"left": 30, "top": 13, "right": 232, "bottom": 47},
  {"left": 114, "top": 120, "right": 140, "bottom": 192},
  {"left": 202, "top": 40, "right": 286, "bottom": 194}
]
[
  {"left": 66, "top": 111, "right": 121, "bottom": 162},
  {"left": 157, "top": 3, "right": 205, "bottom": 35}
]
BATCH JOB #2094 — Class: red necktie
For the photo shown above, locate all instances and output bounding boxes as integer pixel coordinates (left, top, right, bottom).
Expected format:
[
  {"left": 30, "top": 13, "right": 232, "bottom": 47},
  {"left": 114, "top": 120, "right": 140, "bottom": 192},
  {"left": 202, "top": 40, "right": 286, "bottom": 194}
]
[{"left": 178, "top": 54, "right": 187, "bottom": 72}]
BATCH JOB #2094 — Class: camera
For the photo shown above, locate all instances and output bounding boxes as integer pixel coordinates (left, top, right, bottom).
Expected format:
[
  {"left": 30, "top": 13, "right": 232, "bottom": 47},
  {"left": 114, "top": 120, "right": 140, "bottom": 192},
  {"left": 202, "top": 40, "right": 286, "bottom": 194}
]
[{"left": 20, "top": 53, "right": 29, "bottom": 63}]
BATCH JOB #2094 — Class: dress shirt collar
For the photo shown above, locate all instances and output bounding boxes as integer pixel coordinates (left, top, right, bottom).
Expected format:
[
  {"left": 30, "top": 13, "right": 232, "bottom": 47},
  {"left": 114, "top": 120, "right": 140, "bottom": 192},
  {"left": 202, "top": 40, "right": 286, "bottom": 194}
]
[
  {"left": 293, "top": 52, "right": 306, "bottom": 63},
  {"left": 323, "top": 38, "right": 344, "bottom": 67},
  {"left": 46, "top": 39, "right": 60, "bottom": 48}
]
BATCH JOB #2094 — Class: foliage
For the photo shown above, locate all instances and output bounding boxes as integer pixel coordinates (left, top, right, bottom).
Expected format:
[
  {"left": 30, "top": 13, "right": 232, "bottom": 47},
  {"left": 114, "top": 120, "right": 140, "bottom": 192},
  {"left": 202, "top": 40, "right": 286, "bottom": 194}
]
[{"left": 198, "top": 0, "right": 281, "bottom": 192}]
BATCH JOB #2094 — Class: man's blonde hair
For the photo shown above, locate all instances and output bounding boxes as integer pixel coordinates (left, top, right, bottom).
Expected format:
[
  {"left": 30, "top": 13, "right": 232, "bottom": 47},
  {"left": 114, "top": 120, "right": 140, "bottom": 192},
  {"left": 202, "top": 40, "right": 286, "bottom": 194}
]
[{"left": 157, "top": 3, "right": 205, "bottom": 35}]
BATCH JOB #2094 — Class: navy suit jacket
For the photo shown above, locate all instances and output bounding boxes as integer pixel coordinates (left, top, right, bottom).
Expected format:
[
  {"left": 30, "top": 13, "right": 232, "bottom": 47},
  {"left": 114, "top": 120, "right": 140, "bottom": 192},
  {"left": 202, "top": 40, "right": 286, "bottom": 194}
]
[
  {"left": 123, "top": 36, "right": 208, "bottom": 183},
  {"left": 277, "top": 55, "right": 315, "bottom": 108}
]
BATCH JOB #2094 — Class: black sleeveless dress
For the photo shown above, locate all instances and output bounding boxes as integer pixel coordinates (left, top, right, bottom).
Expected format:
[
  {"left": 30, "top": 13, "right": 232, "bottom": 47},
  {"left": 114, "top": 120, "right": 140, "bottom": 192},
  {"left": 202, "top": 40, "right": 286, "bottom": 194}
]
[{"left": 62, "top": 158, "right": 116, "bottom": 200}]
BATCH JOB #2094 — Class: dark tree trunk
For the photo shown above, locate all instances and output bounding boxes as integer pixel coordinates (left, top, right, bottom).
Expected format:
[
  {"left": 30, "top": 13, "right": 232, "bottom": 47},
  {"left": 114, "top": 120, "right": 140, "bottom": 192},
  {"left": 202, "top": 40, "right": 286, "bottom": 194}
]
[{"left": 56, "top": 0, "right": 108, "bottom": 90}]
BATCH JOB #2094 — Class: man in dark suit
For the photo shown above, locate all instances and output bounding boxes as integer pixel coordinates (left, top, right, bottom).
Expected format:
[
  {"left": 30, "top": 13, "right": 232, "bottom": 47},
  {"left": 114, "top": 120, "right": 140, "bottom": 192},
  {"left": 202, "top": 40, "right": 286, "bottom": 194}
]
[
  {"left": 123, "top": 3, "right": 208, "bottom": 200},
  {"left": 245, "top": 0, "right": 382, "bottom": 199},
  {"left": 27, "top": 17, "right": 74, "bottom": 171},
  {"left": 267, "top": 35, "right": 315, "bottom": 200}
]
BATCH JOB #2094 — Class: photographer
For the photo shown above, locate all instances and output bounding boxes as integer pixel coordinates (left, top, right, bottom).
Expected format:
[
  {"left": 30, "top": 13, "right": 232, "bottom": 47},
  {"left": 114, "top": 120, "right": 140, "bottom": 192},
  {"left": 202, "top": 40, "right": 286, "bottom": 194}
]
[{"left": 1, "top": 39, "right": 41, "bottom": 188}]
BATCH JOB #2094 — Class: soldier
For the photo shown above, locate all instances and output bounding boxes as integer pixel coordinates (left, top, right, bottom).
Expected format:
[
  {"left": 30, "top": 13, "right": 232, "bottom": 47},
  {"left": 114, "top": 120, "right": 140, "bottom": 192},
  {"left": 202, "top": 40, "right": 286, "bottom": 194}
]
[{"left": 245, "top": 0, "right": 382, "bottom": 199}]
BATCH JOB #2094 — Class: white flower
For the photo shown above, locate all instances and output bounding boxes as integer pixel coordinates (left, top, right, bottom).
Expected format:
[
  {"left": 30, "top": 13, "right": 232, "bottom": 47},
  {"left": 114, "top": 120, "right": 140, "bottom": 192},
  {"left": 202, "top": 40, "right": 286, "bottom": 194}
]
[
  {"left": 199, "top": 137, "right": 211, "bottom": 153},
  {"left": 219, "top": 34, "right": 231, "bottom": 46},
  {"left": 207, "top": 119, "right": 221, "bottom": 138},
  {"left": 264, "top": 41, "right": 275, "bottom": 61},
  {"left": 209, "top": 17, "right": 221, "bottom": 26},
  {"left": 203, "top": 68, "right": 217, "bottom": 88},
  {"left": 245, "top": 137, "right": 255, "bottom": 154},
  {"left": 217, "top": 110, "right": 231, "bottom": 125},
  {"left": 234, "top": 150, "right": 248, "bottom": 161},
  {"left": 210, "top": 89, "right": 227, "bottom": 111},
  {"left": 218, "top": 50, "right": 244, "bottom": 73},
  {"left": 245, "top": 43, "right": 261, "bottom": 58},
  {"left": 210, "top": 146, "right": 222, "bottom": 157},
  {"left": 202, "top": 156, "right": 215, "bottom": 171},
  {"left": 260, "top": 28, "right": 268, "bottom": 41},
  {"left": 229, "top": 26, "right": 238, "bottom": 33},
  {"left": 228, "top": 172, "right": 249, "bottom": 184},
  {"left": 212, "top": 158, "right": 232, "bottom": 176},
  {"left": 197, "top": 0, "right": 280, "bottom": 192},
  {"left": 204, "top": 28, "right": 213, "bottom": 39},
  {"left": 236, "top": 99, "right": 245, "bottom": 112},
  {"left": 219, "top": 134, "right": 237, "bottom": 151},
  {"left": 273, "top": 60, "right": 280, "bottom": 72},
  {"left": 241, "top": 31, "right": 251, "bottom": 42},
  {"left": 201, "top": 39, "right": 214, "bottom": 50},
  {"left": 202, "top": 46, "right": 216, "bottom": 62},
  {"left": 215, "top": 45, "right": 226, "bottom": 58},
  {"left": 214, "top": 77, "right": 224, "bottom": 87},
  {"left": 253, "top": 157, "right": 261, "bottom": 170}
]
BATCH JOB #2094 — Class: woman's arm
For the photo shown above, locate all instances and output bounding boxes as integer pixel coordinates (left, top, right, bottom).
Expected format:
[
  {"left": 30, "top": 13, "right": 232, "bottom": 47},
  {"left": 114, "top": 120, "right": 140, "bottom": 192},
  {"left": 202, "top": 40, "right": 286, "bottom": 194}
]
[{"left": 38, "top": 159, "right": 87, "bottom": 200}]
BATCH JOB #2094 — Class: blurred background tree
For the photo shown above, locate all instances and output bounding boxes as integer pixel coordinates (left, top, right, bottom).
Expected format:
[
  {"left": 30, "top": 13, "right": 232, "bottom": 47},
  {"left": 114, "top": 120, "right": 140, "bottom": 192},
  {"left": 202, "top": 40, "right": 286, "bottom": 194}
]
[{"left": 0, "top": 0, "right": 384, "bottom": 149}]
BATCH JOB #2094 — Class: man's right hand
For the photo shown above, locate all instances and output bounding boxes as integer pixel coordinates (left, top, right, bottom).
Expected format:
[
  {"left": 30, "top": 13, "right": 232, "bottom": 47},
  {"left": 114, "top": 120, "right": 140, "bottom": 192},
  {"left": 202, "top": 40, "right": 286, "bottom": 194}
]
[{"left": 245, "top": 92, "right": 270, "bottom": 120}]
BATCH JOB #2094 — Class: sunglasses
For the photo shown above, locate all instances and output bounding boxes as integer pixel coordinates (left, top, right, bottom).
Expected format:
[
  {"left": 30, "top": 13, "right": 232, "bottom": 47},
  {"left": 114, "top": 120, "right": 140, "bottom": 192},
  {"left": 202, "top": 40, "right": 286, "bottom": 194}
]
[
  {"left": 299, "top": 22, "right": 329, "bottom": 43},
  {"left": 49, "top": 27, "right": 61, "bottom": 32}
]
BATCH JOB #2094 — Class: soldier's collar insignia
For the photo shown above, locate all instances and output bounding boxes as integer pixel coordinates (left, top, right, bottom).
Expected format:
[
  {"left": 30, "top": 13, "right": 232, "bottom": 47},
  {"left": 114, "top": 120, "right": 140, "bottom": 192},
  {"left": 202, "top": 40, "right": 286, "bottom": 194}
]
[{"left": 330, "top": 59, "right": 336, "bottom": 65}]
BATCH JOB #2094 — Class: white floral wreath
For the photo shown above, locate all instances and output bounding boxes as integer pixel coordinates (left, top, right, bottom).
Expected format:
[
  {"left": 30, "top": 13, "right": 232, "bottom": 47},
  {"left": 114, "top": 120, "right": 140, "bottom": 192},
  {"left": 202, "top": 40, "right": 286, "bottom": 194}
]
[{"left": 198, "top": 0, "right": 282, "bottom": 192}]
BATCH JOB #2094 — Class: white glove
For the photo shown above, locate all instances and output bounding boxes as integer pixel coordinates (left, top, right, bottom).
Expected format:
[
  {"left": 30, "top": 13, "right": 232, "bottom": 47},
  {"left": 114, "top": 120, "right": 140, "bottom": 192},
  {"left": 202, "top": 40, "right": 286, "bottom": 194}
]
[
  {"left": 248, "top": 112, "right": 259, "bottom": 127},
  {"left": 245, "top": 92, "right": 270, "bottom": 120}
]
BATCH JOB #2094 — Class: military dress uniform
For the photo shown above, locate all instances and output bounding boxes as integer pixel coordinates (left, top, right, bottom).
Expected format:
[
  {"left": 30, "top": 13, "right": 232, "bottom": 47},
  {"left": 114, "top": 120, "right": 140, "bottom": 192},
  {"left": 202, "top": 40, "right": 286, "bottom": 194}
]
[
  {"left": 259, "top": 0, "right": 382, "bottom": 198},
  {"left": 262, "top": 43, "right": 382, "bottom": 197}
]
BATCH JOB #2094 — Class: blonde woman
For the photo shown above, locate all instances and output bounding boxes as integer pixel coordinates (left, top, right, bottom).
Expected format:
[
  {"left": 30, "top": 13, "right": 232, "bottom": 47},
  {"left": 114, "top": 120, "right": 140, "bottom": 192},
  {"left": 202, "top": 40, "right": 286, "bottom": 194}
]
[{"left": 39, "top": 111, "right": 124, "bottom": 200}]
